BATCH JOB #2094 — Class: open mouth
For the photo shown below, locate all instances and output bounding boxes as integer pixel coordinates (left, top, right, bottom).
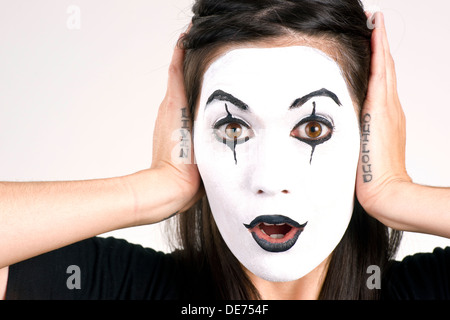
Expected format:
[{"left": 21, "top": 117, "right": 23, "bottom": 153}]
[{"left": 244, "top": 215, "right": 307, "bottom": 253}]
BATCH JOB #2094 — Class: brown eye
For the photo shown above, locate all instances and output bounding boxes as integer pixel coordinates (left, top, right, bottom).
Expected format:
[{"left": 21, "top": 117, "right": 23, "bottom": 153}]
[
  {"left": 225, "top": 123, "right": 242, "bottom": 139},
  {"left": 214, "top": 118, "right": 254, "bottom": 146},
  {"left": 291, "top": 119, "right": 332, "bottom": 142},
  {"left": 305, "top": 121, "right": 322, "bottom": 139}
]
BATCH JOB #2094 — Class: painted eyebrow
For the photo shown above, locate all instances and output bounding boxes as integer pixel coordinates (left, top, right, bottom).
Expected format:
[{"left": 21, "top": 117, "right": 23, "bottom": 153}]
[
  {"left": 289, "top": 88, "right": 342, "bottom": 109},
  {"left": 205, "top": 89, "right": 249, "bottom": 111}
]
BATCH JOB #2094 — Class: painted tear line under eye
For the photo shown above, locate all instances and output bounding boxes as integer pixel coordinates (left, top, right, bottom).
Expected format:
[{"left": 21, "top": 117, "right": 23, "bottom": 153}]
[
  {"left": 224, "top": 104, "right": 239, "bottom": 165},
  {"left": 213, "top": 134, "right": 250, "bottom": 165},
  {"left": 213, "top": 103, "right": 249, "bottom": 165},
  {"left": 291, "top": 102, "right": 334, "bottom": 164}
]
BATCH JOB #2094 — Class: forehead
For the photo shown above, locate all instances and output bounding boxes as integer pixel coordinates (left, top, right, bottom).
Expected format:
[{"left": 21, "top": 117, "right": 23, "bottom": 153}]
[{"left": 199, "top": 46, "right": 353, "bottom": 112}]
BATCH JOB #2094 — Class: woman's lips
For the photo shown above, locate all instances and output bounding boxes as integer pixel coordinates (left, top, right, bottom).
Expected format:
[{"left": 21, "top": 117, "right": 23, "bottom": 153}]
[{"left": 244, "top": 215, "right": 307, "bottom": 253}]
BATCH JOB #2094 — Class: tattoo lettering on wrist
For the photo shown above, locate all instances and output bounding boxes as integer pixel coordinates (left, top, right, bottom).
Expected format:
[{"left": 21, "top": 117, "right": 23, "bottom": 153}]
[
  {"left": 179, "top": 107, "right": 190, "bottom": 159},
  {"left": 171, "top": 107, "right": 195, "bottom": 164},
  {"left": 361, "top": 113, "right": 373, "bottom": 183}
]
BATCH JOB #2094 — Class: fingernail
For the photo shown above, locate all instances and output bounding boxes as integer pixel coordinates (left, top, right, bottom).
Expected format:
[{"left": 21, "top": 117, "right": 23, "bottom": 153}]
[
  {"left": 375, "top": 11, "right": 385, "bottom": 28},
  {"left": 176, "top": 33, "right": 186, "bottom": 49},
  {"left": 366, "top": 8, "right": 383, "bottom": 30}
]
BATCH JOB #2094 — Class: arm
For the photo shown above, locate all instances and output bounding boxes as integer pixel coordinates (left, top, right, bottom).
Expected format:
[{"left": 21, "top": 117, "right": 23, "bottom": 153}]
[
  {"left": 374, "top": 183, "right": 450, "bottom": 238},
  {"left": 0, "top": 34, "right": 201, "bottom": 269},
  {"left": 0, "top": 170, "right": 182, "bottom": 268},
  {"left": 356, "top": 12, "right": 450, "bottom": 238}
]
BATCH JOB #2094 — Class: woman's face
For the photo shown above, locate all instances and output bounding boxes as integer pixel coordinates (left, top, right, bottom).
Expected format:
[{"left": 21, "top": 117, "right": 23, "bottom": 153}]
[{"left": 193, "top": 46, "right": 361, "bottom": 282}]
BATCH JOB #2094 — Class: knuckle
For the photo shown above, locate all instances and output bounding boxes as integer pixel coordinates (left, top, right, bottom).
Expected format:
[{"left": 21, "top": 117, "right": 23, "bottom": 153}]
[
  {"left": 168, "top": 63, "right": 181, "bottom": 76},
  {"left": 371, "top": 70, "right": 386, "bottom": 82}
]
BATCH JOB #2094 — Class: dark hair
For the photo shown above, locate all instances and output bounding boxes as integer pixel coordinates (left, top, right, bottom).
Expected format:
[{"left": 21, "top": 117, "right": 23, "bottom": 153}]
[{"left": 172, "top": 0, "right": 402, "bottom": 299}]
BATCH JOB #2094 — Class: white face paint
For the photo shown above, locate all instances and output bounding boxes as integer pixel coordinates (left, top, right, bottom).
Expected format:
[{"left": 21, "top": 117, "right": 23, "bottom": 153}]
[{"left": 193, "top": 46, "right": 361, "bottom": 282}]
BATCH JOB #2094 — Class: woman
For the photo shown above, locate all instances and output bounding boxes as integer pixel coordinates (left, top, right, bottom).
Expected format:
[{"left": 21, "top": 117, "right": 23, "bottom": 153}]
[
  {"left": 176, "top": 0, "right": 397, "bottom": 300},
  {"left": 2, "top": 0, "right": 450, "bottom": 300}
]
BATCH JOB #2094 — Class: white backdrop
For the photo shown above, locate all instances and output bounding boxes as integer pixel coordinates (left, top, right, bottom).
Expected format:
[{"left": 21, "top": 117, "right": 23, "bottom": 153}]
[{"left": 1, "top": 0, "right": 449, "bottom": 260}]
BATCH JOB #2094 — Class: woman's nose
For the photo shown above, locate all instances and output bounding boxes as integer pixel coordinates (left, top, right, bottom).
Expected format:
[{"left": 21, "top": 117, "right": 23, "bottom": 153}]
[
  {"left": 256, "top": 188, "right": 290, "bottom": 195},
  {"left": 251, "top": 170, "right": 291, "bottom": 196},
  {"left": 249, "top": 138, "right": 295, "bottom": 196}
]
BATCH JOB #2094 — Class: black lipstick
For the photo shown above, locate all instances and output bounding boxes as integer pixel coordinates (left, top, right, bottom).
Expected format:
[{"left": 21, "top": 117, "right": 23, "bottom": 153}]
[{"left": 244, "top": 215, "right": 307, "bottom": 253}]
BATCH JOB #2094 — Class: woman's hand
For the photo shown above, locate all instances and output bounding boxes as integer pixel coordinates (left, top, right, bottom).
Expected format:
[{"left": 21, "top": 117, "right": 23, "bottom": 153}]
[
  {"left": 356, "top": 12, "right": 412, "bottom": 228},
  {"left": 128, "top": 33, "right": 202, "bottom": 225},
  {"left": 147, "top": 33, "right": 203, "bottom": 217},
  {"left": 356, "top": 12, "right": 450, "bottom": 238}
]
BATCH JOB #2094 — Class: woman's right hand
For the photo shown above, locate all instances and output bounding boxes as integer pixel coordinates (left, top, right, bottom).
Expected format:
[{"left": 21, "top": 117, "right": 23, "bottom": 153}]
[{"left": 147, "top": 34, "right": 203, "bottom": 219}]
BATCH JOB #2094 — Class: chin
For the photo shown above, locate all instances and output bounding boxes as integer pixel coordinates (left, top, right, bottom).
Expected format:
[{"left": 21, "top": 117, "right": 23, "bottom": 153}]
[{"left": 240, "top": 247, "right": 330, "bottom": 283}]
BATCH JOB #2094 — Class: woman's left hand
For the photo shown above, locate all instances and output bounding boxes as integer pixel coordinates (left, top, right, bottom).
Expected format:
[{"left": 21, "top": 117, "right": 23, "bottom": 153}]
[
  {"left": 355, "top": 12, "right": 412, "bottom": 229},
  {"left": 356, "top": 12, "right": 450, "bottom": 238}
]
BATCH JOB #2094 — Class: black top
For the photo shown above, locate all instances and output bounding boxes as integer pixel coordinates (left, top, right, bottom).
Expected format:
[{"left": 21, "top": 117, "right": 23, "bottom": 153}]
[{"left": 5, "top": 237, "right": 450, "bottom": 300}]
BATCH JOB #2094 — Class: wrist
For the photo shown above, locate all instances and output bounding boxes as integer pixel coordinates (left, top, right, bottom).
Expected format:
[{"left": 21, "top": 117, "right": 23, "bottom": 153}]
[
  {"left": 358, "top": 176, "right": 413, "bottom": 230},
  {"left": 369, "top": 179, "right": 415, "bottom": 231},
  {"left": 362, "top": 178, "right": 449, "bottom": 236},
  {"left": 123, "top": 168, "right": 191, "bottom": 226}
]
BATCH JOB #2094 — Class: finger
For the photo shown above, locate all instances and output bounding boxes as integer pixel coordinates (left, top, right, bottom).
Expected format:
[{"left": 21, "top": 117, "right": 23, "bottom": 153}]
[
  {"left": 364, "top": 10, "right": 377, "bottom": 29},
  {"left": 376, "top": 12, "right": 398, "bottom": 95},
  {"left": 176, "top": 22, "right": 192, "bottom": 49},
  {"left": 365, "top": 13, "right": 387, "bottom": 108},
  {"left": 155, "top": 34, "right": 188, "bottom": 146},
  {"left": 376, "top": 12, "right": 391, "bottom": 54},
  {"left": 166, "top": 34, "right": 188, "bottom": 104},
  {"left": 169, "top": 34, "right": 186, "bottom": 80}
]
